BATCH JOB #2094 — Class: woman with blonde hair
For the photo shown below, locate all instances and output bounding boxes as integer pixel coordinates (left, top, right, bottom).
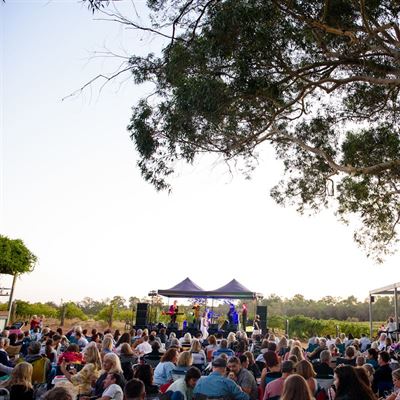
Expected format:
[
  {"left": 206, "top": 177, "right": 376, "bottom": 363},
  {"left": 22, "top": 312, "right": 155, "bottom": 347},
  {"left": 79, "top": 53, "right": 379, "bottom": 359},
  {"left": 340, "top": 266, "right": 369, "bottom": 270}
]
[
  {"left": 277, "top": 336, "right": 289, "bottom": 357},
  {"left": 171, "top": 351, "right": 193, "bottom": 381},
  {"left": 60, "top": 343, "right": 102, "bottom": 398},
  {"left": 0, "top": 362, "right": 33, "bottom": 400},
  {"left": 385, "top": 368, "right": 400, "bottom": 400},
  {"left": 93, "top": 352, "right": 125, "bottom": 397},
  {"left": 289, "top": 345, "right": 305, "bottom": 361},
  {"left": 101, "top": 335, "right": 114, "bottom": 359},
  {"left": 227, "top": 332, "right": 237, "bottom": 350},
  {"left": 296, "top": 359, "right": 318, "bottom": 396},
  {"left": 281, "top": 374, "right": 313, "bottom": 400},
  {"left": 190, "top": 339, "right": 206, "bottom": 368}
]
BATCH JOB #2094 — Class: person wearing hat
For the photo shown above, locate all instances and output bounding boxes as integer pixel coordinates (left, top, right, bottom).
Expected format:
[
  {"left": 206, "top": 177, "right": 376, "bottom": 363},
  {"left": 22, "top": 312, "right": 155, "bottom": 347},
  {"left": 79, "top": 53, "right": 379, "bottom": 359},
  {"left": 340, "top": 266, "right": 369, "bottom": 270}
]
[
  {"left": 193, "top": 357, "right": 249, "bottom": 400},
  {"left": 263, "top": 360, "right": 295, "bottom": 400}
]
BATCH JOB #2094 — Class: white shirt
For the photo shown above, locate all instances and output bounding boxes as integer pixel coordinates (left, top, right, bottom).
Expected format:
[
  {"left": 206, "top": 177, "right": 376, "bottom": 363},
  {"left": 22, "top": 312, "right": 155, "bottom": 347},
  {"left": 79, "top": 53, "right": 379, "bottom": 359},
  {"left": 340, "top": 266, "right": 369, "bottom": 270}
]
[
  {"left": 136, "top": 341, "right": 152, "bottom": 354},
  {"left": 103, "top": 383, "right": 123, "bottom": 400}
]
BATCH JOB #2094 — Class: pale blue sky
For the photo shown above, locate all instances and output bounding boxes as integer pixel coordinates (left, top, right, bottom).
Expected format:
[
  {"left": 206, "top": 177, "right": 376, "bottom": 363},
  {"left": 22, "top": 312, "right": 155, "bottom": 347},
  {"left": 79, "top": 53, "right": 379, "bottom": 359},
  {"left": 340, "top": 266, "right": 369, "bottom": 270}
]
[{"left": 1, "top": 1, "right": 398, "bottom": 305}]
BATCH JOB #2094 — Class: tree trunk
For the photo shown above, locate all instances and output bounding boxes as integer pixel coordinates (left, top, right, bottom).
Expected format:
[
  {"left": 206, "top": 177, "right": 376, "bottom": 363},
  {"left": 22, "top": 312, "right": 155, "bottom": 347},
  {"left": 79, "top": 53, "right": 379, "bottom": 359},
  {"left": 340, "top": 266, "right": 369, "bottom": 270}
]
[{"left": 6, "top": 274, "right": 17, "bottom": 326}]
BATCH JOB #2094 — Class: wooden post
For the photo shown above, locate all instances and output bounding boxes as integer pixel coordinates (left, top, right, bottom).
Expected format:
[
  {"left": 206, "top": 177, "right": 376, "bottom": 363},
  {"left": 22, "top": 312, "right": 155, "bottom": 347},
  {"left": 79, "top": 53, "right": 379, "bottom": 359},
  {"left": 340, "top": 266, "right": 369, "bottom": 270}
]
[
  {"left": 369, "top": 296, "right": 373, "bottom": 339},
  {"left": 108, "top": 304, "right": 114, "bottom": 328},
  {"left": 60, "top": 304, "right": 66, "bottom": 327},
  {"left": 6, "top": 274, "right": 17, "bottom": 326},
  {"left": 10, "top": 300, "right": 17, "bottom": 324}
]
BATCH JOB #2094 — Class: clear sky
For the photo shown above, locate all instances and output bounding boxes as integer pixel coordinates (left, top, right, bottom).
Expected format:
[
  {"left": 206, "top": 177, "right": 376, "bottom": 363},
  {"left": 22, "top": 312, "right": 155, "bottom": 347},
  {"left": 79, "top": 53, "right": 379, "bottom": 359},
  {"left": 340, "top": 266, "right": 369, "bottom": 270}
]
[{"left": 1, "top": 0, "right": 399, "bottom": 305}]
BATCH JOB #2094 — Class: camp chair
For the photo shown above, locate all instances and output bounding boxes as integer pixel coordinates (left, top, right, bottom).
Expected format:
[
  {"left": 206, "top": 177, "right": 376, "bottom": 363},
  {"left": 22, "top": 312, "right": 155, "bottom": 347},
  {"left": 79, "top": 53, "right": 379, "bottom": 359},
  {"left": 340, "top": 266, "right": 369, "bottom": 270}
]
[
  {"left": 171, "top": 369, "right": 187, "bottom": 381},
  {"left": 336, "top": 343, "right": 345, "bottom": 355},
  {"left": 31, "top": 357, "right": 49, "bottom": 385},
  {"left": 316, "top": 376, "right": 334, "bottom": 392},
  {"left": 306, "top": 343, "right": 318, "bottom": 353},
  {"left": 0, "top": 388, "right": 9, "bottom": 400},
  {"left": 6, "top": 345, "right": 21, "bottom": 358}
]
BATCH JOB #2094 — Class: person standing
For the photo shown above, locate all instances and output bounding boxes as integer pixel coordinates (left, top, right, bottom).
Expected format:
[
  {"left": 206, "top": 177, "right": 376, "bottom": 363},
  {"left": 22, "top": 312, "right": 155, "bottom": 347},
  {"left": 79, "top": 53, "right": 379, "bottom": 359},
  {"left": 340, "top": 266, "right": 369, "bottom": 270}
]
[
  {"left": 200, "top": 312, "right": 209, "bottom": 340},
  {"left": 241, "top": 304, "right": 248, "bottom": 329}
]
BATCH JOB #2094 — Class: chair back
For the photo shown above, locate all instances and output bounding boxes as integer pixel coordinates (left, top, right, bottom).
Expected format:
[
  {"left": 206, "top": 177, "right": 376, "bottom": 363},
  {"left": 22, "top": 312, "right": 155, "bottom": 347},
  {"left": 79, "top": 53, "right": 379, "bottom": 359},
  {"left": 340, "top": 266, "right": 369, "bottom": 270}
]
[
  {"left": 31, "top": 357, "right": 49, "bottom": 385},
  {"left": 6, "top": 345, "right": 21, "bottom": 358},
  {"left": 0, "top": 388, "right": 9, "bottom": 400},
  {"left": 171, "top": 369, "right": 187, "bottom": 381},
  {"left": 316, "top": 377, "right": 334, "bottom": 392}
]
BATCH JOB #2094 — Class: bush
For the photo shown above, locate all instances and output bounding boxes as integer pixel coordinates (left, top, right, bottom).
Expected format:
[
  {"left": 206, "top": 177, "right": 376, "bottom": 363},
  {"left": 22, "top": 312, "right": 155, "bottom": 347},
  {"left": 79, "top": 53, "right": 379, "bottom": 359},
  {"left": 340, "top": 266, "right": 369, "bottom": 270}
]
[
  {"left": 285, "top": 315, "right": 371, "bottom": 338},
  {"left": 15, "top": 300, "right": 58, "bottom": 318},
  {"left": 63, "top": 302, "right": 88, "bottom": 320}
]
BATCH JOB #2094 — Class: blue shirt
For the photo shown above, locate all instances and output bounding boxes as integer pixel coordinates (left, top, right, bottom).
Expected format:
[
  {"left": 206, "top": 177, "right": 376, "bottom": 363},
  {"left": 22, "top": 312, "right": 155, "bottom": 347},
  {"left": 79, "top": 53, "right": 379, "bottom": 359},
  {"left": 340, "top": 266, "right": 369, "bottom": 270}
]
[
  {"left": 154, "top": 361, "right": 175, "bottom": 385},
  {"left": 194, "top": 371, "right": 249, "bottom": 400}
]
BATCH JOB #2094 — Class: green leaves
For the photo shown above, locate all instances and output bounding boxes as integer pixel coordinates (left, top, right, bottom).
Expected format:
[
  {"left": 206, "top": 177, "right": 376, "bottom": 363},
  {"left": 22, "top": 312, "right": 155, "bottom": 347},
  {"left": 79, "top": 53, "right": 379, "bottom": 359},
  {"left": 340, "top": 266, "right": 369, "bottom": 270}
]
[
  {"left": 0, "top": 235, "right": 37, "bottom": 276},
  {"left": 104, "top": 0, "right": 400, "bottom": 260}
]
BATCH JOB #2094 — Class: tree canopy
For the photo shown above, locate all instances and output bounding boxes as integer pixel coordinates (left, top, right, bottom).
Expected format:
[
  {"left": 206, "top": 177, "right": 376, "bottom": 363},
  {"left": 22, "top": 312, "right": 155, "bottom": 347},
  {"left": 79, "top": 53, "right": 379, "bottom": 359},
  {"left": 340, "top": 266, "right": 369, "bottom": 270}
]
[
  {"left": 0, "top": 235, "right": 37, "bottom": 275},
  {"left": 86, "top": 0, "right": 400, "bottom": 261}
]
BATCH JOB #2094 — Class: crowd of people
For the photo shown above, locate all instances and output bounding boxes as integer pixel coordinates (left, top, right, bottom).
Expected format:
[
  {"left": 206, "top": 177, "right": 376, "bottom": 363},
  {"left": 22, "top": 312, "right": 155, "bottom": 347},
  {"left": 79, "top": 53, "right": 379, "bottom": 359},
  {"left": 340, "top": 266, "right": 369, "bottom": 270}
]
[{"left": 0, "top": 315, "right": 399, "bottom": 399}]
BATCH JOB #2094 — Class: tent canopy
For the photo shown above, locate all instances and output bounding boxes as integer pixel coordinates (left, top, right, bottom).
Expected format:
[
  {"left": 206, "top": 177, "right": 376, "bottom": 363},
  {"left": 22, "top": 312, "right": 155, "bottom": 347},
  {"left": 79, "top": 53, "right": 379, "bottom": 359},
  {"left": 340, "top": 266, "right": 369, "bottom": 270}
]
[
  {"left": 157, "top": 278, "right": 256, "bottom": 299},
  {"left": 208, "top": 279, "right": 255, "bottom": 299},
  {"left": 157, "top": 277, "right": 205, "bottom": 298}
]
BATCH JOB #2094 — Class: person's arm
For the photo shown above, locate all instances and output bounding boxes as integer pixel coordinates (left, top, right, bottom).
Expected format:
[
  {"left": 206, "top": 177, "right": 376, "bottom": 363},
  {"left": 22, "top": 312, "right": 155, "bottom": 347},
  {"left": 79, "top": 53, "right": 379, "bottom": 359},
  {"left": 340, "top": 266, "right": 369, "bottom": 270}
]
[
  {"left": 240, "top": 372, "right": 256, "bottom": 396},
  {"left": 0, "top": 363, "right": 13, "bottom": 375},
  {"left": 226, "top": 379, "right": 249, "bottom": 400},
  {"left": 59, "top": 360, "right": 79, "bottom": 383},
  {"left": 260, "top": 367, "right": 267, "bottom": 390}
]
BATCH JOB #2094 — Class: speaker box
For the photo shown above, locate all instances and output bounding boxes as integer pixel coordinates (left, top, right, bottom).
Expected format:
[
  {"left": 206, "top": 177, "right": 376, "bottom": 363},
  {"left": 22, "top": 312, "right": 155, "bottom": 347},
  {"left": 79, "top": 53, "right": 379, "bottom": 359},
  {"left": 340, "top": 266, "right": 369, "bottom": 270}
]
[
  {"left": 220, "top": 320, "right": 229, "bottom": 331},
  {"left": 256, "top": 305, "right": 267, "bottom": 331},
  {"left": 136, "top": 303, "right": 149, "bottom": 327}
]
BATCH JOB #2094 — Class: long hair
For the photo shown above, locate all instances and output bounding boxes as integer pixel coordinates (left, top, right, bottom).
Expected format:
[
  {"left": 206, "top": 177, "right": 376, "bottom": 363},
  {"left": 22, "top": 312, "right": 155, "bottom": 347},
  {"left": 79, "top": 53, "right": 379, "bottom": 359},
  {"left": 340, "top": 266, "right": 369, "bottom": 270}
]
[
  {"left": 289, "top": 345, "right": 305, "bottom": 361},
  {"left": 177, "top": 351, "right": 193, "bottom": 367},
  {"left": 296, "top": 359, "right": 316, "bottom": 379},
  {"left": 84, "top": 343, "right": 102, "bottom": 370},
  {"left": 335, "top": 365, "right": 376, "bottom": 400},
  {"left": 8, "top": 362, "right": 33, "bottom": 391},
  {"left": 281, "top": 375, "right": 313, "bottom": 400},
  {"left": 116, "top": 332, "right": 131, "bottom": 348},
  {"left": 103, "top": 352, "right": 122, "bottom": 373},
  {"left": 101, "top": 336, "right": 114, "bottom": 353},
  {"left": 134, "top": 364, "right": 154, "bottom": 387},
  {"left": 161, "top": 348, "right": 178, "bottom": 363}
]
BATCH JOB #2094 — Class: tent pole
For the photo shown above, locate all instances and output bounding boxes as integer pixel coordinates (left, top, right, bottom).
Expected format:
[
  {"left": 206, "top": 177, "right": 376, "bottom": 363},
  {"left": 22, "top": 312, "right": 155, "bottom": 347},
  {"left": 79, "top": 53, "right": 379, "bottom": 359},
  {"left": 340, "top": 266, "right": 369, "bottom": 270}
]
[{"left": 369, "top": 295, "right": 373, "bottom": 339}]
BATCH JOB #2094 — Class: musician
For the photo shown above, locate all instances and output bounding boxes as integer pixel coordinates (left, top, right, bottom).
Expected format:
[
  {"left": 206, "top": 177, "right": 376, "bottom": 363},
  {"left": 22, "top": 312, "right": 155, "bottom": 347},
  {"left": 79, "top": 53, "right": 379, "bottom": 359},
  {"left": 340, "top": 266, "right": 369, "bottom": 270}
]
[
  {"left": 227, "top": 303, "right": 235, "bottom": 325},
  {"left": 192, "top": 303, "right": 201, "bottom": 329},
  {"left": 200, "top": 311, "right": 209, "bottom": 339},
  {"left": 253, "top": 315, "right": 260, "bottom": 332},
  {"left": 169, "top": 300, "right": 179, "bottom": 324},
  {"left": 241, "top": 303, "right": 248, "bottom": 329}
]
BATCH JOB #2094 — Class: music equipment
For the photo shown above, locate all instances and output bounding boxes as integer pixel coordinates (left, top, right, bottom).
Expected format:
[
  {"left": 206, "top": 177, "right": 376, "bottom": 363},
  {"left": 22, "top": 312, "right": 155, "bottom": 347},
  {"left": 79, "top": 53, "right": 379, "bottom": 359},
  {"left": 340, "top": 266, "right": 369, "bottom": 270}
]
[
  {"left": 167, "top": 322, "right": 179, "bottom": 330},
  {"left": 162, "top": 311, "right": 184, "bottom": 316},
  {"left": 136, "top": 303, "right": 149, "bottom": 327},
  {"left": 256, "top": 305, "right": 267, "bottom": 332},
  {"left": 220, "top": 320, "right": 229, "bottom": 331}
]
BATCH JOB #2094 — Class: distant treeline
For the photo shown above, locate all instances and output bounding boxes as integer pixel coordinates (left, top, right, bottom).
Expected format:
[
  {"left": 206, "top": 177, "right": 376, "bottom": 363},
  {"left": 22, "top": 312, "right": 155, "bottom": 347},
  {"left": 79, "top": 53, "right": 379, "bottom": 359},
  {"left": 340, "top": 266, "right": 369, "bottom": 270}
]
[
  {"left": 2, "top": 294, "right": 393, "bottom": 325},
  {"left": 260, "top": 294, "right": 393, "bottom": 322}
]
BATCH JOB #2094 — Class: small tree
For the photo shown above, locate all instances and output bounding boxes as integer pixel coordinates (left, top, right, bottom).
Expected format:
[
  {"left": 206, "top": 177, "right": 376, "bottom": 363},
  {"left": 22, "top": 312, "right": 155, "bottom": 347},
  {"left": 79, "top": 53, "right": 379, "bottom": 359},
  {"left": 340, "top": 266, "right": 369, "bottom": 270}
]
[
  {"left": 0, "top": 236, "right": 37, "bottom": 324},
  {"left": 0, "top": 236, "right": 37, "bottom": 275}
]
